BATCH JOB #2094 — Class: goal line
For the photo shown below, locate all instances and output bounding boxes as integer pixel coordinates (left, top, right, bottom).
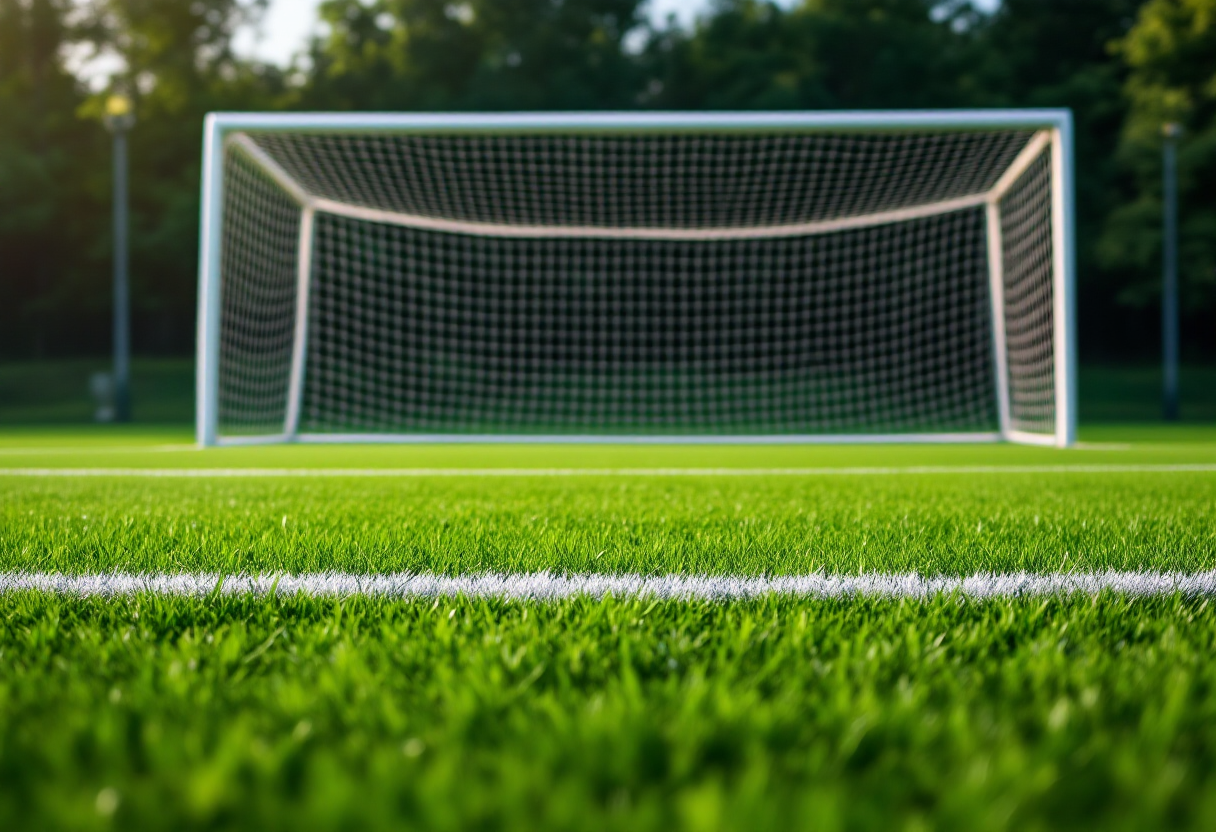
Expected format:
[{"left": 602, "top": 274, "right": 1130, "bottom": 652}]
[
  {"left": 3, "top": 464, "right": 1214, "bottom": 477},
  {"left": 4, "top": 571, "right": 1215, "bottom": 600}
]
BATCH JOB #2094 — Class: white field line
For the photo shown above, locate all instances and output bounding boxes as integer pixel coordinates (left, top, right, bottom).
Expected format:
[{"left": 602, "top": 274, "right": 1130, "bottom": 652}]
[
  {"left": 4, "top": 571, "right": 1216, "bottom": 600},
  {"left": 0, "top": 445, "right": 196, "bottom": 456},
  {"left": 0, "top": 464, "right": 1215, "bottom": 477},
  {"left": 0, "top": 441, "right": 1135, "bottom": 455},
  {"left": 0, "top": 440, "right": 1133, "bottom": 455}
]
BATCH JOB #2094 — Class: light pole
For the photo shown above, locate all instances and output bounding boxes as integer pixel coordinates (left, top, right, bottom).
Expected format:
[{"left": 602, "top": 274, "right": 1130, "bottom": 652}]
[
  {"left": 1161, "top": 122, "right": 1182, "bottom": 422},
  {"left": 104, "top": 93, "right": 135, "bottom": 423}
]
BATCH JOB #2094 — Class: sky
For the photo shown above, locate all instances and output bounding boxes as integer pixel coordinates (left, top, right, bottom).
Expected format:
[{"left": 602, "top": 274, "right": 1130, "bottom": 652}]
[{"left": 233, "top": 0, "right": 764, "bottom": 66}]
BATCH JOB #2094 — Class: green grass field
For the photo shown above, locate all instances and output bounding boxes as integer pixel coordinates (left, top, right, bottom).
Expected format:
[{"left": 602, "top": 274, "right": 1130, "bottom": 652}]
[{"left": 3, "top": 426, "right": 1216, "bottom": 830}]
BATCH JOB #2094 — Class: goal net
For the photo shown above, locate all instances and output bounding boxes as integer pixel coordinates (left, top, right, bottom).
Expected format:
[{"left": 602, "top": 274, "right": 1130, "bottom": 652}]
[{"left": 197, "top": 112, "right": 1074, "bottom": 446}]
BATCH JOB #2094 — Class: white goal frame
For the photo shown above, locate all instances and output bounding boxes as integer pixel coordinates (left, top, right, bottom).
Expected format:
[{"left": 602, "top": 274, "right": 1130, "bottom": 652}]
[{"left": 197, "top": 110, "right": 1076, "bottom": 448}]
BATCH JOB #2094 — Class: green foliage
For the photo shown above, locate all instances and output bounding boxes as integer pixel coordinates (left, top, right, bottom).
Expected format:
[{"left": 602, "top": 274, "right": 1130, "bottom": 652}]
[
  {"left": 73, "top": 0, "right": 269, "bottom": 112},
  {"left": 0, "top": 0, "right": 287, "bottom": 359},
  {"left": 0, "top": 0, "right": 106, "bottom": 357},
  {"left": 1100, "top": 0, "right": 1216, "bottom": 316},
  {"left": 72, "top": 0, "right": 289, "bottom": 354},
  {"left": 304, "top": 0, "right": 648, "bottom": 109},
  {"left": 646, "top": 0, "right": 990, "bottom": 109}
]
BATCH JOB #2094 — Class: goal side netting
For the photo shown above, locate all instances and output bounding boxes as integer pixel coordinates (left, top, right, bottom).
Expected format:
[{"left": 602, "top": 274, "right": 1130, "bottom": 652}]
[{"left": 197, "top": 113, "right": 1075, "bottom": 446}]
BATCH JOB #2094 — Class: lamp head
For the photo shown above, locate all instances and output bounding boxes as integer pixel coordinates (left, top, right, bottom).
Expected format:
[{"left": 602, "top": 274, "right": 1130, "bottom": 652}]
[
  {"left": 1163, "top": 122, "right": 1183, "bottom": 140},
  {"left": 103, "top": 93, "right": 136, "bottom": 132}
]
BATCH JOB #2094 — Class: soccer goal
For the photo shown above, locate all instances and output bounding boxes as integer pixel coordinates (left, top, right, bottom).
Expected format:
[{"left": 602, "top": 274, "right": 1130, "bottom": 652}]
[{"left": 197, "top": 111, "right": 1075, "bottom": 447}]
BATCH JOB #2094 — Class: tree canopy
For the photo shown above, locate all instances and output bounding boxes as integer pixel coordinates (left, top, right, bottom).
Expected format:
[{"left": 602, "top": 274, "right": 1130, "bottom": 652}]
[{"left": 1100, "top": 0, "right": 1216, "bottom": 315}]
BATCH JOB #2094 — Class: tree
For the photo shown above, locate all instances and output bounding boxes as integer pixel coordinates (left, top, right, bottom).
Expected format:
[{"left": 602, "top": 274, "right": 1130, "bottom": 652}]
[
  {"left": 1100, "top": 0, "right": 1216, "bottom": 357},
  {"left": 70, "top": 0, "right": 286, "bottom": 354},
  {"left": 0, "top": 0, "right": 102, "bottom": 357},
  {"left": 644, "top": 0, "right": 989, "bottom": 110},
  {"left": 304, "top": 0, "right": 648, "bottom": 110}
]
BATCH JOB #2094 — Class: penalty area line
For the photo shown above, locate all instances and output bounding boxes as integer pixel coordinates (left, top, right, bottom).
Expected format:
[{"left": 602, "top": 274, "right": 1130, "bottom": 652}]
[
  {"left": 4, "top": 571, "right": 1216, "bottom": 600},
  {"left": 1, "top": 464, "right": 1216, "bottom": 477}
]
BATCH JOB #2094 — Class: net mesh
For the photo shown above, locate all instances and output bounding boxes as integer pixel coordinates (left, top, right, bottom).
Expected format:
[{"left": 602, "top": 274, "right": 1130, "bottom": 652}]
[
  {"left": 213, "top": 125, "right": 1062, "bottom": 441},
  {"left": 303, "top": 211, "right": 995, "bottom": 434},
  {"left": 218, "top": 149, "right": 300, "bottom": 434},
  {"left": 999, "top": 149, "right": 1056, "bottom": 436},
  {"left": 249, "top": 132, "right": 1033, "bottom": 229}
]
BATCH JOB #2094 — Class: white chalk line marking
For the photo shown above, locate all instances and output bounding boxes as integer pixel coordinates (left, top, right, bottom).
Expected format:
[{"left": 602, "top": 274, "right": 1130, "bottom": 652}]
[
  {"left": 4, "top": 571, "right": 1216, "bottom": 600},
  {"left": 0, "top": 464, "right": 1214, "bottom": 477},
  {"left": 0, "top": 440, "right": 1139, "bottom": 455},
  {"left": 0, "top": 445, "right": 196, "bottom": 456}
]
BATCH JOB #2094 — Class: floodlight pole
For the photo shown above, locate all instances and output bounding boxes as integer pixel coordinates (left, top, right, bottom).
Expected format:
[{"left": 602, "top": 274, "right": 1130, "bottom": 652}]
[
  {"left": 112, "top": 125, "right": 131, "bottom": 422},
  {"left": 105, "top": 96, "right": 135, "bottom": 423},
  {"left": 1162, "top": 123, "right": 1181, "bottom": 422}
]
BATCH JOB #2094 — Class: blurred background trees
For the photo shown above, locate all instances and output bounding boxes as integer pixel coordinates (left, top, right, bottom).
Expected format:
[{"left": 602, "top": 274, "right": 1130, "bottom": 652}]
[
  {"left": 306, "top": 0, "right": 648, "bottom": 109},
  {"left": 0, "top": 0, "right": 1212, "bottom": 366},
  {"left": 0, "top": 0, "right": 101, "bottom": 358},
  {"left": 1100, "top": 0, "right": 1216, "bottom": 338}
]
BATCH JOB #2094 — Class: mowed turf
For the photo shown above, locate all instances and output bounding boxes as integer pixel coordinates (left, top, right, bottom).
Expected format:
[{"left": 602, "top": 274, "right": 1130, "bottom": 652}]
[{"left": 2, "top": 426, "right": 1216, "bottom": 830}]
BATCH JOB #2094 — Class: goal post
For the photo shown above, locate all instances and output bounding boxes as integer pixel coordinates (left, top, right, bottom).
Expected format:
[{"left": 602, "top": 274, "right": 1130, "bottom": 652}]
[{"left": 197, "top": 110, "right": 1076, "bottom": 447}]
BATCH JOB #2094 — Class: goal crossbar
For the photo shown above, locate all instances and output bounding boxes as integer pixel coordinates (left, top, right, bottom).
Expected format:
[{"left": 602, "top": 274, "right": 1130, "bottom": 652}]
[{"left": 197, "top": 110, "right": 1076, "bottom": 448}]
